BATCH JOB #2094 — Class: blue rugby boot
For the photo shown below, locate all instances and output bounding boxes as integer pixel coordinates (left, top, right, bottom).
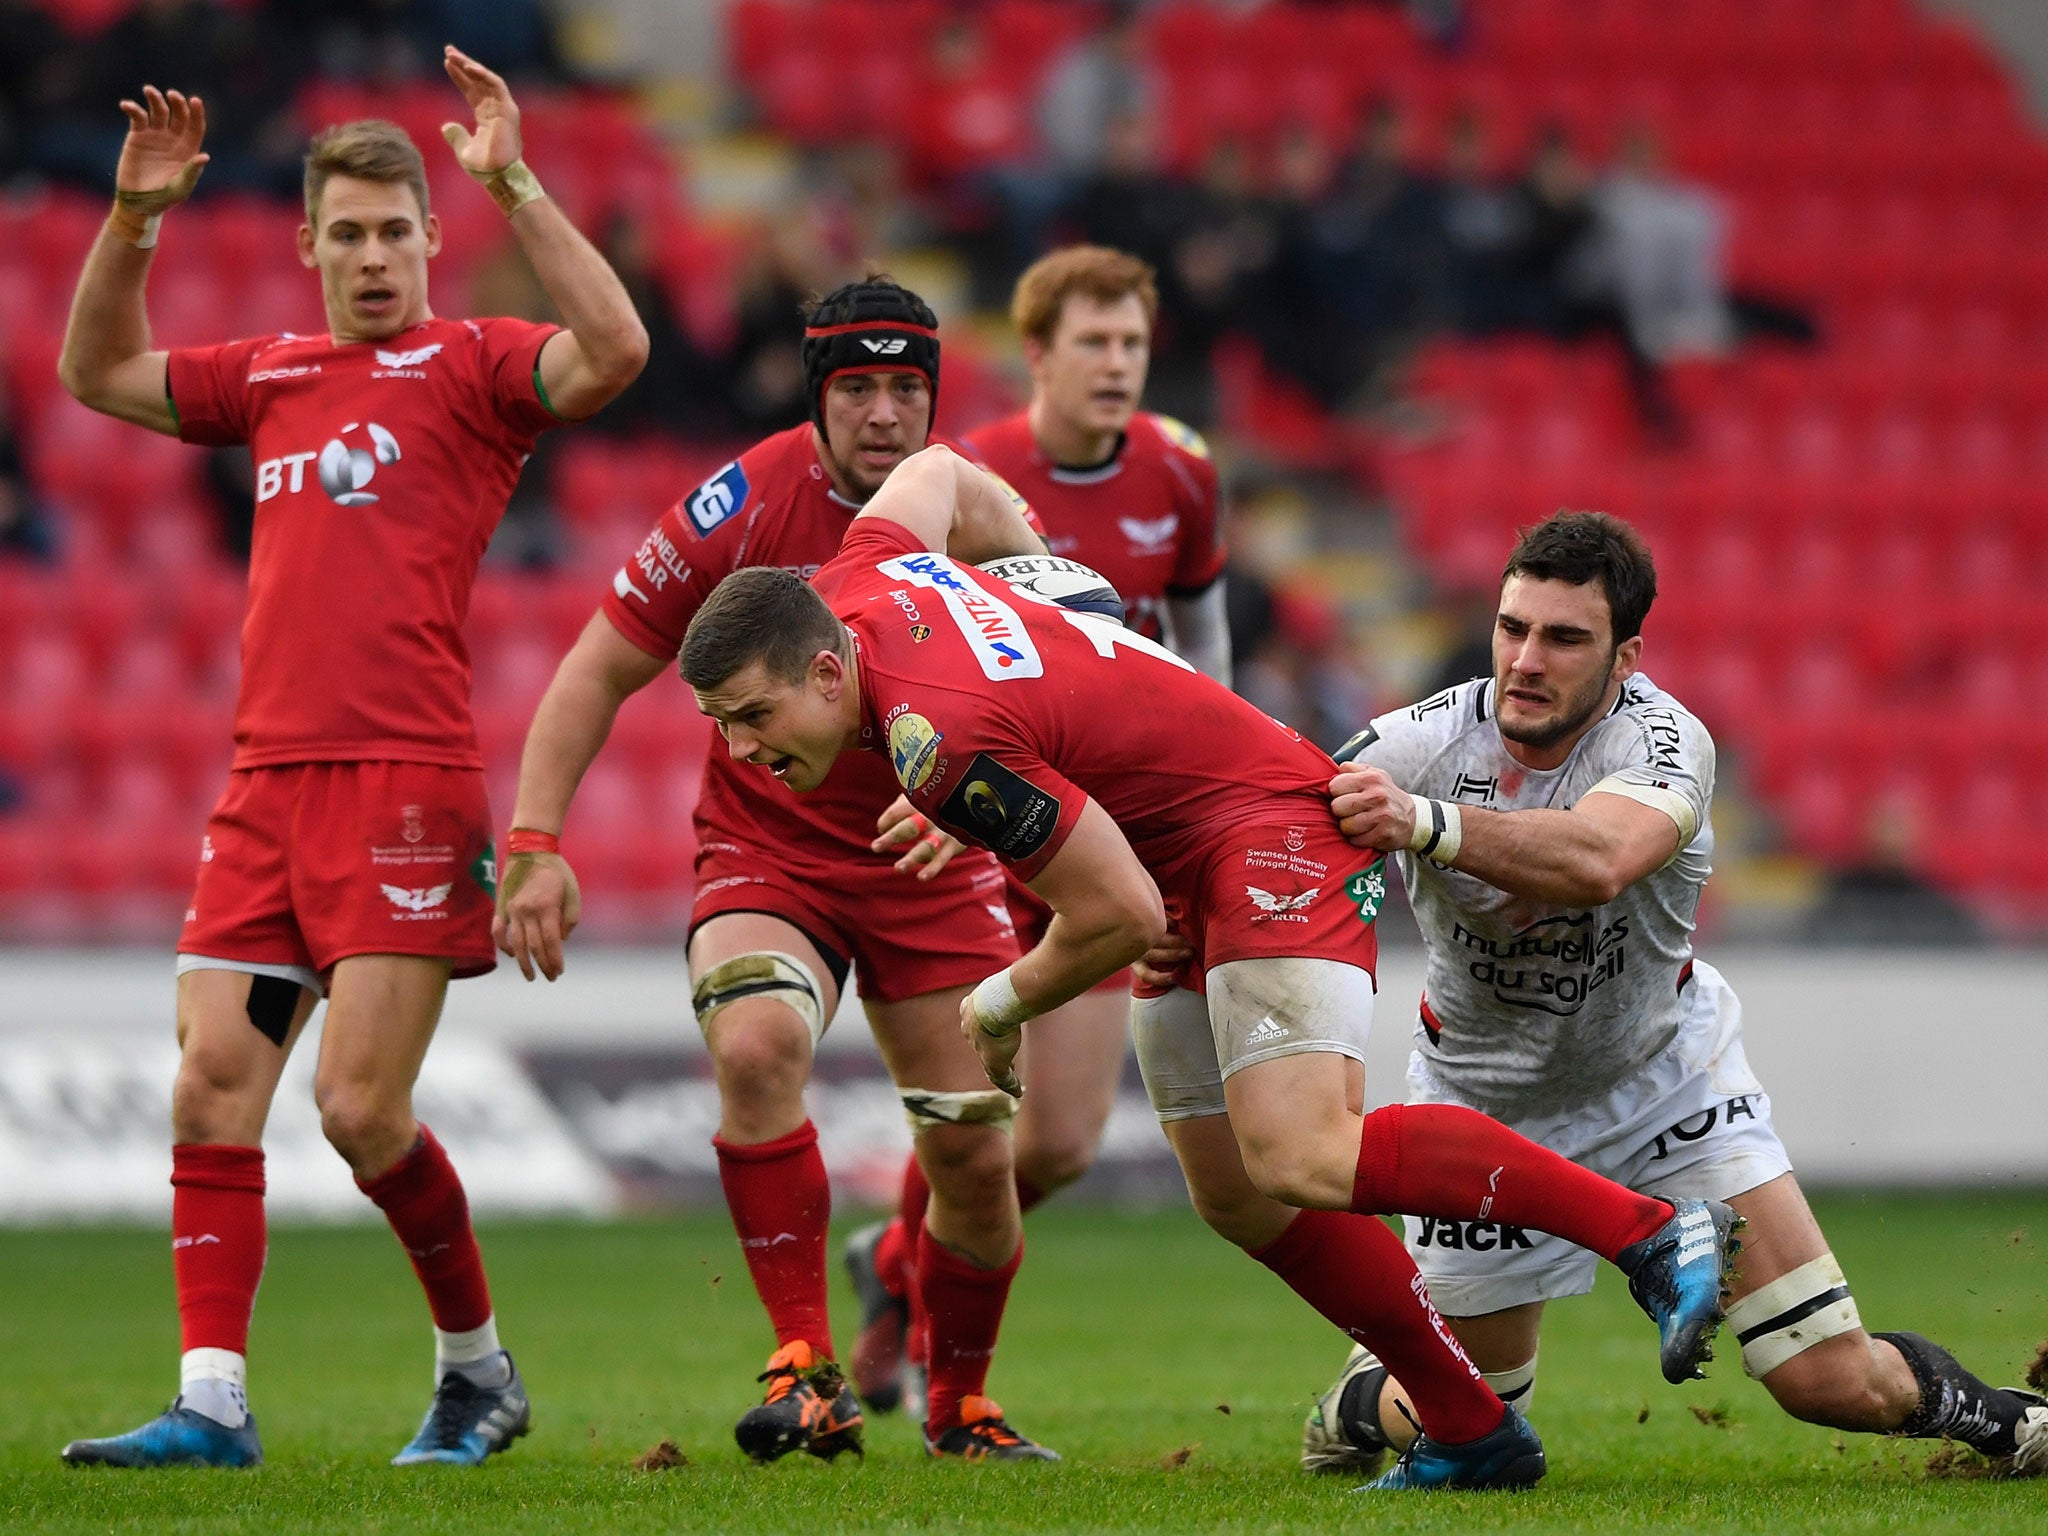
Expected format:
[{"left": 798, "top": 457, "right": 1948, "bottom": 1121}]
[
  {"left": 62, "top": 1400, "right": 263, "bottom": 1468},
  {"left": 392, "top": 1354, "right": 531, "bottom": 1466},
  {"left": 1358, "top": 1406, "right": 1545, "bottom": 1491},
  {"left": 1616, "top": 1197, "right": 1743, "bottom": 1384}
]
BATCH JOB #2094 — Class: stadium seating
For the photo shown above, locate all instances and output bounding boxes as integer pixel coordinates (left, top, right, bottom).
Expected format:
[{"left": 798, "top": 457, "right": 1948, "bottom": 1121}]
[{"left": 6, "top": 1, "right": 2046, "bottom": 936}]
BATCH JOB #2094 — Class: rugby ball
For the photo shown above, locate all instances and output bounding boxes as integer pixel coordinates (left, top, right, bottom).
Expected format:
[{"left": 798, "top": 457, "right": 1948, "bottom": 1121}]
[{"left": 977, "top": 554, "right": 1126, "bottom": 624}]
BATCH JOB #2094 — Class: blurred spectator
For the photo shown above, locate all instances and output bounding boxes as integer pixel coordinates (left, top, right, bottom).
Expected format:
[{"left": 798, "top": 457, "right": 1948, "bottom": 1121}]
[
  {"left": 1438, "top": 108, "right": 1522, "bottom": 335},
  {"left": 33, "top": 1, "right": 306, "bottom": 196},
  {"left": 1037, "top": 1, "right": 1160, "bottom": 181},
  {"left": 1580, "top": 124, "right": 1733, "bottom": 365},
  {"left": 582, "top": 212, "right": 724, "bottom": 439},
  {"left": 1803, "top": 795, "right": 1987, "bottom": 947},
  {"left": 300, "top": 0, "right": 569, "bottom": 87},
  {"left": 722, "top": 211, "right": 834, "bottom": 434},
  {"left": 0, "top": 378, "right": 58, "bottom": 565},
  {"left": 468, "top": 238, "right": 568, "bottom": 570},
  {"left": 1422, "top": 583, "right": 1497, "bottom": 697},
  {"left": 0, "top": 0, "right": 70, "bottom": 181}
]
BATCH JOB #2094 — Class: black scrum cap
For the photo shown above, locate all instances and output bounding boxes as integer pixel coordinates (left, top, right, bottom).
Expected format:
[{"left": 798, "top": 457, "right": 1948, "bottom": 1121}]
[{"left": 801, "top": 278, "right": 940, "bottom": 433}]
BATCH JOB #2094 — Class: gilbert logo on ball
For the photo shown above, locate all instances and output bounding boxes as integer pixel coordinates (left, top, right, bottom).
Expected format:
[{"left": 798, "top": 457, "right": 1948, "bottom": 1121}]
[{"left": 318, "top": 421, "right": 403, "bottom": 505}]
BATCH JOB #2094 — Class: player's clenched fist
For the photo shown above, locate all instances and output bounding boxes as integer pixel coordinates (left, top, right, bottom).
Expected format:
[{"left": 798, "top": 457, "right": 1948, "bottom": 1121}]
[
  {"left": 1328, "top": 763, "right": 1421, "bottom": 853},
  {"left": 494, "top": 849, "right": 581, "bottom": 982}
]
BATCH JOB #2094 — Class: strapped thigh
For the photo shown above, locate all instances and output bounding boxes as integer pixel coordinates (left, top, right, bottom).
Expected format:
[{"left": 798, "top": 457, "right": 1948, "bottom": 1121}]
[{"left": 690, "top": 951, "right": 830, "bottom": 1046}]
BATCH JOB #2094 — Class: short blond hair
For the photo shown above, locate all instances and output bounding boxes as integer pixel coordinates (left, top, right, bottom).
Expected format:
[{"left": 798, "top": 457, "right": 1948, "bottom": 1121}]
[
  {"left": 304, "top": 120, "right": 430, "bottom": 225},
  {"left": 1010, "top": 245, "right": 1159, "bottom": 346}
]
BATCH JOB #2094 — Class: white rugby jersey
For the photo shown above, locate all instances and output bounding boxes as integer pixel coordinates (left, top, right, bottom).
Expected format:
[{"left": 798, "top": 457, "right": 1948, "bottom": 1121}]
[{"left": 1343, "top": 672, "right": 1715, "bottom": 1119}]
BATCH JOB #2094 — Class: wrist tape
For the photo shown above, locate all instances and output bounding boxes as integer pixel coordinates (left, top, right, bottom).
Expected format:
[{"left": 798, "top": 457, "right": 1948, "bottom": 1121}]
[{"left": 1408, "top": 797, "right": 1464, "bottom": 864}]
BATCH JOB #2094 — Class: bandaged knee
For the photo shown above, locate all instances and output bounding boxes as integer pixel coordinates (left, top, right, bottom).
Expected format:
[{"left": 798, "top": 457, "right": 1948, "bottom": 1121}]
[
  {"left": 690, "top": 952, "right": 826, "bottom": 1045},
  {"left": 1483, "top": 1354, "right": 1538, "bottom": 1415},
  {"left": 899, "top": 1087, "right": 1020, "bottom": 1133},
  {"left": 1723, "top": 1251, "right": 1861, "bottom": 1378}
]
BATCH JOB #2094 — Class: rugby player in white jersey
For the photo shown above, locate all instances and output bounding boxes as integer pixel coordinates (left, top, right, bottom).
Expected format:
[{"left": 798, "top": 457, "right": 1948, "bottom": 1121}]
[{"left": 1248, "top": 512, "right": 2047, "bottom": 1478}]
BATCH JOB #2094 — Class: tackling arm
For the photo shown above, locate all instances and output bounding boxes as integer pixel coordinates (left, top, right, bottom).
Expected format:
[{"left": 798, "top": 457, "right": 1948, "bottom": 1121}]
[{"left": 1330, "top": 763, "right": 1685, "bottom": 907}]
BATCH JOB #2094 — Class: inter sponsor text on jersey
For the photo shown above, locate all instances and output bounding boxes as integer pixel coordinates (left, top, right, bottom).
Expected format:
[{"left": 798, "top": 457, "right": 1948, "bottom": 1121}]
[
  {"left": 168, "top": 317, "right": 560, "bottom": 769},
  {"left": 963, "top": 411, "right": 1223, "bottom": 641},
  {"left": 602, "top": 425, "right": 1014, "bottom": 865},
  {"left": 1346, "top": 674, "right": 1716, "bottom": 1119},
  {"left": 819, "top": 520, "right": 1351, "bottom": 940}
]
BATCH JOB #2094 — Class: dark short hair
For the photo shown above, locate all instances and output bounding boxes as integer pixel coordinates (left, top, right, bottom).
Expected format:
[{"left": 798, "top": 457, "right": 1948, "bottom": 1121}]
[
  {"left": 680, "top": 567, "right": 846, "bottom": 691},
  {"left": 1502, "top": 511, "right": 1657, "bottom": 643}
]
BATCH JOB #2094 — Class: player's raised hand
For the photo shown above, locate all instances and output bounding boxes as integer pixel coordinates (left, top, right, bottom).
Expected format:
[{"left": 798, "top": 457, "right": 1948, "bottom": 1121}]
[
  {"left": 114, "top": 86, "right": 209, "bottom": 212},
  {"left": 874, "top": 796, "right": 964, "bottom": 881},
  {"left": 494, "top": 849, "right": 581, "bottom": 981},
  {"left": 960, "top": 993, "right": 1025, "bottom": 1098},
  {"left": 440, "top": 45, "right": 523, "bottom": 175},
  {"left": 1329, "top": 764, "right": 1419, "bottom": 852}
]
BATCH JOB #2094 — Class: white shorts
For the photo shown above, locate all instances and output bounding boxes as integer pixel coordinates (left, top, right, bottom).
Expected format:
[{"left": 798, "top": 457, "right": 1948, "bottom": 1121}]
[
  {"left": 1404, "top": 960, "right": 1792, "bottom": 1317},
  {"left": 1133, "top": 957, "right": 1376, "bottom": 1121}
]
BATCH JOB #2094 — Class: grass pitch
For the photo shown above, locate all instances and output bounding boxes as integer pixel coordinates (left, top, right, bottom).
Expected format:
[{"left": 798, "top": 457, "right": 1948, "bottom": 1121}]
[{"left": 3, "top": 1193, "right": 2044, "bottom": 1534}]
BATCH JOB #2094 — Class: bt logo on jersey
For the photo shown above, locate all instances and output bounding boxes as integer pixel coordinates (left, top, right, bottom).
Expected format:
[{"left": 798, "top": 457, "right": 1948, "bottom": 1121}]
[{"left": 255, "top": 421, "right": 403, "bottom": 506}]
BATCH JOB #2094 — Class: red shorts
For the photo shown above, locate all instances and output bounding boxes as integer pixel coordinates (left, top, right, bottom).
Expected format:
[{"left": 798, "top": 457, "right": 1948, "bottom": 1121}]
[
  {"left": 691, "top": 834, "right": 1021, "bottom": 1005},
  {"left": 180, "top": 762, "right": 498, "bottom": 984},
  {"left": 1006, "top": 872, "right": 1134, "bottom": 996},
  {"left": 1157, "top": 818, "right": 1384, "bottom": 985}
]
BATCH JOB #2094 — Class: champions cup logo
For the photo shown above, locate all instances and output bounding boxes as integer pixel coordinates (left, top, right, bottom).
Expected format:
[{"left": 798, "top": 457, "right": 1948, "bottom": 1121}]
[
  {"left": 317, "top": 421, "right": 402, "bottom": 505},
  {"left": 962, "top": 779, "right": 1007, "bottom": 830}
]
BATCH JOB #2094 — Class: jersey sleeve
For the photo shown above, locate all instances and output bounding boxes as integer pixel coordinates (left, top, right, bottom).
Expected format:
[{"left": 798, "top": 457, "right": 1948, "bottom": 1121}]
[
  {"left": 900, "top": 697, "right": 1087, "bottom": 882},
  {"left": 165, "top": 337, "right": 269, "bottom": 446},
  {"left": 1156, "top": 415, "right": 1226, "bottom": 594},
  {"left": 1579, "top": 700, "right": 1715, "bottom": 849},
  {"left": 600, "top": 455, "right": 763, "bottom": 659},
  {"left": 473, "top": 316, "right": 563, "bottom": 436}
]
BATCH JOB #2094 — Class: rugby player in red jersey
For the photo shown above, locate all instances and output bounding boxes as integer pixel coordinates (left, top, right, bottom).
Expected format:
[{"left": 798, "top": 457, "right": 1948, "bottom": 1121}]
[
  {"left": 677, "top": 447, "right": 1745, "bottom": 1490},
  {"left": 54, "top": 54, "right": 648, "bottom": 1469},
  {"left": 845, "top": 245, "right": 1231, "bottom": 1418},
  {"left": 494, "top": 279, "right": 1061, "bottom": 1462}
]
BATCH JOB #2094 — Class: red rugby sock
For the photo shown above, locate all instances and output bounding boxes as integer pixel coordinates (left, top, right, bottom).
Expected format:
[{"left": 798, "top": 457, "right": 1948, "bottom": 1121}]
[
  {"left": 918, "top": 1224, "right": 1021, "bottom": 1436},
  {"left": 714, "top": 1121, "right": 834, "bottom": 1356},
  {"left": 1352, "top": 1103, "right": 1671, "bottom": 1261},
  {"left": 1252, "top": 1208, "right": 1502, "bottom": 1445},
  {"left": 874, "top": 1154, "right": 929, "bottom": 1301},
  {"left": 357, "top": 1124, "right": 493, "bottom": 1332},
  {"left": 171, "top": 1144, "right": 267, "bottom": 1354}
]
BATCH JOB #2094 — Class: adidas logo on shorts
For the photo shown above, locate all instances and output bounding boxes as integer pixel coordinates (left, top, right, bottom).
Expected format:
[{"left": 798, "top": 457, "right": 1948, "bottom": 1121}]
[{"left": 1244, "top": 1016, "right": 1290, "bottom": 1046}]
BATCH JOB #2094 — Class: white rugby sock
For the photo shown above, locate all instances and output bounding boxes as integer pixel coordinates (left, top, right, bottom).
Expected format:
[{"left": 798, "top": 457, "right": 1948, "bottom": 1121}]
[
  {"left": 436, "top": 1318, "right": 509, "bottom": 1387},
  {"left": 180, "top": 1348, "right": 249, "bottom": 1428}
]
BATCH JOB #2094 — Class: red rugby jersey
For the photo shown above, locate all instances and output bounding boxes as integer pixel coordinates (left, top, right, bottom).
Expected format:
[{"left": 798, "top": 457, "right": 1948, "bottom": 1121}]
[
  {"left": 168, "top": 316, "right": 559, "bottom": 769},
  {"left": 602, "top": 425, "right": 1012, "bottom": 863},
  {"left": 819, "top": 518, "right": 1333, "bottom": 900},
  {"left": 961, "top": 410, "right": 1223, "bottom": 641}
]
